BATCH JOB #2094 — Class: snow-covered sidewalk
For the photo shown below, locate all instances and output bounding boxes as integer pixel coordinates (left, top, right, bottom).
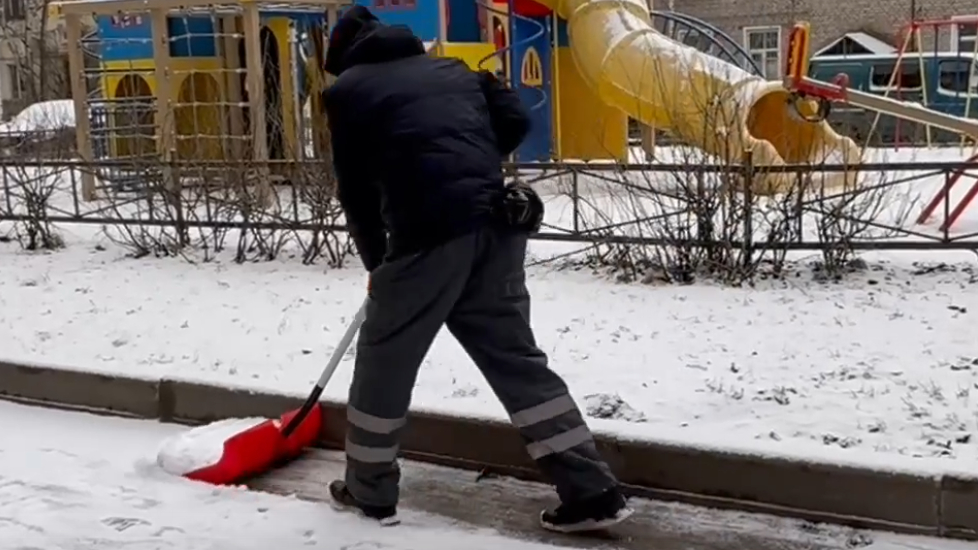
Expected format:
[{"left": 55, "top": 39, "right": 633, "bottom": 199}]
[
  {"left": 3, "top": 399, "right": 976, "bottom": 549},
  {"left": 0, "top": 400, "right": 584, "bottom": 549}
]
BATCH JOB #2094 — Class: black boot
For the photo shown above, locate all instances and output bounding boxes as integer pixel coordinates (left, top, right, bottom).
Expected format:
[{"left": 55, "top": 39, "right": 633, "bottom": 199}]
[
  {"left": 540, "top": 486, "right": 633, "bottom": 533},
  {"left": 328, "top": 480, "right": 400, "bottom": 526}
]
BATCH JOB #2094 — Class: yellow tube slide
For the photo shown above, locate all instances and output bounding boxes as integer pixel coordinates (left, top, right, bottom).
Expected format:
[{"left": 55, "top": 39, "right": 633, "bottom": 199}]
[{"left": 537, "top": 0, "right": 862, "bottom": 194}]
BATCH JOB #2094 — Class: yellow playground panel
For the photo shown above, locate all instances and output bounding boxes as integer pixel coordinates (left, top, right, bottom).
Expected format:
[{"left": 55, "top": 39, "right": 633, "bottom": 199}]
[
  {"left": 552, "top": 45, "right": 628, "bottom": 161},
  {"left": 101, "top": 57, "right": 228, "bottom": 161},
  {"left": 438, "top": 42, "right": 501, "bottom": 74}
]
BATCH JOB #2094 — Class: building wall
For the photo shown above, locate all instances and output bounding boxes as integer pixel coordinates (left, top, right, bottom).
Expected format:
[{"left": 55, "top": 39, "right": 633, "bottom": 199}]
[{"left": 0, "top": 0, "right": 78, "bottom": 119}]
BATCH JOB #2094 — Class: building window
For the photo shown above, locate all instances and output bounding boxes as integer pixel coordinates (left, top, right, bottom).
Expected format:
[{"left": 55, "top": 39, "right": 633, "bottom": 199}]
[
  {"left": 3, "top": 0, "right": 25, "bottom": 21},
  {"left": 744, "top": 26, "right": 781, "bottom": 79},
  {"left": 5, "top": 63, "right": 24, "bottom": 99}
]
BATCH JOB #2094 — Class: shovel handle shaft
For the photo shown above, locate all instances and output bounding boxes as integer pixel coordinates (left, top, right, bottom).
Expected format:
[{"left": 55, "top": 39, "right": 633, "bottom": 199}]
[{"left": 281, "top": 297, "right": 369, "bottom": 438}]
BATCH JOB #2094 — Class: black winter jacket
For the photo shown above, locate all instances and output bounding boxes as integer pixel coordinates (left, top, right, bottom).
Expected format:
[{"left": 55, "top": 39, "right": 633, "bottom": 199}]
[{"left": 323, "top": 6, "right": 530, "bottom": 272}]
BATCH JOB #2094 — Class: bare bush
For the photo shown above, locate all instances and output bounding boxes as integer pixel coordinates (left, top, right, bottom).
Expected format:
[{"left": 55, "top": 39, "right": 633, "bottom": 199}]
[
  {"left": 554, "top": 146, "right": 798, "bottom": 286},
  {"left": 540, "top": 36, "right": 913, "bottom": 286},
  {"left": 0, "top": 0, "right": 73, "bottom": 249},
  {"left": 96, "top": 162, "right": 192, "bottom": 259},
  {"left": 1, "top": 159, "right": 66, "bottom": 250},
  {"left": 556, "top": 146, "right": 913, "bottom": 286},
  {"left": 0, "top": 100, "right": 77, "bottom": 250},
  {"left": 67, "top": 24, "right": 353, "bottom": 268},
  {"left": 89, "top": 158, "right": 352, "bottom": 266},
  {"left": 290, "top": 144, "right": 352, "bottom": 266},
  {"left": 83, "top": 98, "right": 352, "bottom": 266},
  {"left": 804, "top": 159, "right": 918, "bottom": 278}
]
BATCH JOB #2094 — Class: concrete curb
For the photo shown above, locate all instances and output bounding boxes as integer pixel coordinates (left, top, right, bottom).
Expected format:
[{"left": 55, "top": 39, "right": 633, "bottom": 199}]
[{"left": 1, "top": 359, "right": 975, "bottom": 541}]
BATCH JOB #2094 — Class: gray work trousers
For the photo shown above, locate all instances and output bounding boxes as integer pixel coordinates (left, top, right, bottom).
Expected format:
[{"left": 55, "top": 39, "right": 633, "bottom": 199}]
[{"left": 343, "top": 225, "right": 618, "bottom": 507}]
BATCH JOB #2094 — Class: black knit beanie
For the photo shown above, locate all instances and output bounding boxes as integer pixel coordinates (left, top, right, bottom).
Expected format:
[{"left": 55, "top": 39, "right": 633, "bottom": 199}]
[{"left": 324, "top": 5, "right": 381, "bottom": 76}]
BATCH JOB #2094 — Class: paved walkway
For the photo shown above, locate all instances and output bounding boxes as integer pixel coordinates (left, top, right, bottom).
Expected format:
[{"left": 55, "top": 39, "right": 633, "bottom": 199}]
[{"left": 248, "top": 450, "right": 936, "bottom": 550}]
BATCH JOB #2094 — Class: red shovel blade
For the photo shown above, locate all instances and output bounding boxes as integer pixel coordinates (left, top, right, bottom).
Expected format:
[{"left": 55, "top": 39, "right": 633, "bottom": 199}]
[{"left": 184, "top": 404, "right": 323, "bottom": 485}]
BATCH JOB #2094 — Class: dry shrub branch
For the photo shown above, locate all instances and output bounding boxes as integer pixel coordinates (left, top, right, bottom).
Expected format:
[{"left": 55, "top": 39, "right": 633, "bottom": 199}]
[
  {"left": 30, "top": 100, "right": 355, "bottom": 266},
  {"left": 94, "top": 159, "right": 352, "bottom": 266},
  {"left": 1, "top": 160, "right": 66, "bottom": 250},
  {"left": 0, "top": 102, "right": 76, "bottom": 250}
]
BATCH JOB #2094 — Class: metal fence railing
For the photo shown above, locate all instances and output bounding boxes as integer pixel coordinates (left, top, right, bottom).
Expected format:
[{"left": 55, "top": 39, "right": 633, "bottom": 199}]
[{"left": 1, "top": 159, "right": 977, "bottom": 255}]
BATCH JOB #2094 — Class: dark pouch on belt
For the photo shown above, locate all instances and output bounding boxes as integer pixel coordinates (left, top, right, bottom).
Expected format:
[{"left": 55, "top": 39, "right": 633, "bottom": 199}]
[{"left": 491, "top": 181, "right": 545, "bottom": 234}]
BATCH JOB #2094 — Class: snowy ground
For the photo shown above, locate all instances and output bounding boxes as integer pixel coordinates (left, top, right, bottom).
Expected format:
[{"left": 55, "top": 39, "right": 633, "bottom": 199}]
[
  {"left": 2, "top": 146, "right": 978, "bottom": 472},
  {"left": 2, "top": 399, "right": 974, "bottom": 550},
  {"left": 0, "top": 399, "right": 579, "bottom": 549},
  {"left": 2, "top": 227, "right": 977, "bottom": 468}
]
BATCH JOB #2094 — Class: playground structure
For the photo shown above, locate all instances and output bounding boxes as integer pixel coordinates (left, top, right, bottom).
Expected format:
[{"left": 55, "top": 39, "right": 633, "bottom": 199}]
[
  {"left": 435, "top": 0, "right": 865, "bottom": 195},
  {"left": 55, "top": 0, "right": 876, "bottom": 202},
  {"left": 782, "top": 22, "right": 978, "bottom": 232},
  {"left": 891, "top": 17, "right": 978, "bottom": 149},
  {"left": 784, "top": 23, "right": 978, "bottom": 138},
  {"left": 54, "top": 0, "right": 347, "bottom": 201},
  {"left": 803, "top": 17, "right": 978, "bottom": 148},
  {"left": 51, "top": 0, "right": 978, "bottom": 219}
]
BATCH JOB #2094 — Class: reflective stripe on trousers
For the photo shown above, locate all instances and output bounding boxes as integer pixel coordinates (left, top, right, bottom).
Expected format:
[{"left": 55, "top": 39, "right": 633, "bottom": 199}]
[
  {"left": 509, "top": 393, "right": 594, "bottom": 460},
  {"left": 345, "top": 404, "right": 406, "bottom": 464}
]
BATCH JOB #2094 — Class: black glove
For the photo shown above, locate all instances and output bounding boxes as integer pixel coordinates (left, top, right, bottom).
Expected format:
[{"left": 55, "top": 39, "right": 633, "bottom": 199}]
[{"left": 492, "top": 182, "right": 544, "bottom": 234}]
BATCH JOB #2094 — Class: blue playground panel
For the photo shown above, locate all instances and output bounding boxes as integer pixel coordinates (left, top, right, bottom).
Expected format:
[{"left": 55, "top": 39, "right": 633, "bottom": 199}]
[
  {"left": 355, "top": 0, "right": 440, "bottom": 42},
  {"left": 169, "top": 17, "right": 218, "bottom": 57},
  {"left": 446, "top": 0, "right": 480, "bottom": 42},
  {"left": 509, "top": 12, "right": 552, "bottom": 162},
  {"left": 96, "top": 12, "right": 327, "bottom": 62},
  {"left": 97, "top": 15, "right": 153, "bottom": 61}
]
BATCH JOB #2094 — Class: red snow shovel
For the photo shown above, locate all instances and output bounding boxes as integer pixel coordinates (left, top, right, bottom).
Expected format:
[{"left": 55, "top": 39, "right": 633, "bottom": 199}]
[{"left": 182, "top": 298, "right": 368, "bottom": 485}]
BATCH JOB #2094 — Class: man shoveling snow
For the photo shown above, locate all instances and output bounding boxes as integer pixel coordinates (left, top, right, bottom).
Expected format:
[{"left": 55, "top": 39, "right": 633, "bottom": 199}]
[{"left": 320, "top": 5, "right": 632, "bottom": 533}]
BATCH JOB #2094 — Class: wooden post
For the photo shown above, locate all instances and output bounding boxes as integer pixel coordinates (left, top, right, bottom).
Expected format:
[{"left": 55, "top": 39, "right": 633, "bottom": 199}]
[
  {"left": 326, "top": 7, "right": 338, "bottom": 35},
  {"left": 214, "top": 16, "right": 229, "bottom": 161},
  {"left": 309, "top": 21, "right": 326, "bottom": 159},
  {"left": 326, "top": 6, "right": 339, "bottom": 83},
  {"left": 65, "top": 13, "right": 96, "bottom": 201},
  {"left": 437, "top": 0, "right": 447, "bottom": 44},
  {"left": 242, "top": 2, "right": 270, "bottom": 199},
  {"left": 220, "top": 15, "right": 245, "bottom": 160},
  {"left": 312, "top": 6, "right": 341, "bottom": 160},
  {"left": 150, "top": 8, "right": 176, "bottom": 188},
  {"left": 287, "top": 19, "right": 302, "bottom": 161}
]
